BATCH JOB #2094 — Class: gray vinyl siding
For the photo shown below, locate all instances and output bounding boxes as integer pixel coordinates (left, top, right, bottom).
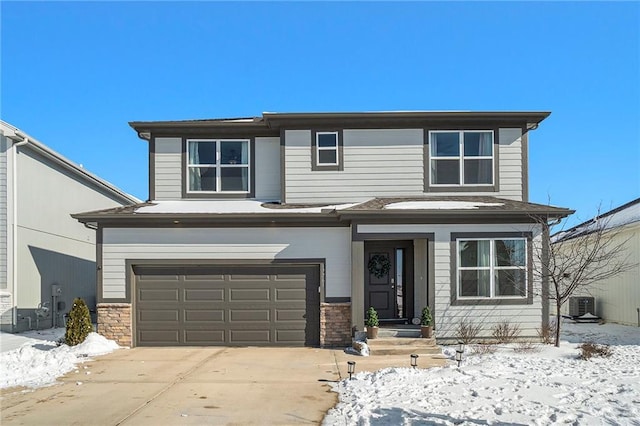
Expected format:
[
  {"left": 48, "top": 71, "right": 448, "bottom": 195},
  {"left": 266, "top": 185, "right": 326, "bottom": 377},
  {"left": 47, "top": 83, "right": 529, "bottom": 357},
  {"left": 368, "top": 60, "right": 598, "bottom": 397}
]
[
  {"left": 357, "top": 223, "right": 544, "bottom": 340},
  {"left": 101, "top": 227, "right": 351, "bottom": 300},
  {"left": 0, "top": 135, "right": 7, "bottom": 290},
  {"left": 154, "top": 137, "right": 182, "bottom": 200},
  {"left": 254, "top": 137, "right": 281, "bottom": 200},
  {"left": 285, "top": 129, "right": 425, "bottom": 204},
  {"left": 284, "top": 128, "right": 526, "bottom": 204},
  {"left": 497, "top": 128, "right": 524, "bottom": 201}
]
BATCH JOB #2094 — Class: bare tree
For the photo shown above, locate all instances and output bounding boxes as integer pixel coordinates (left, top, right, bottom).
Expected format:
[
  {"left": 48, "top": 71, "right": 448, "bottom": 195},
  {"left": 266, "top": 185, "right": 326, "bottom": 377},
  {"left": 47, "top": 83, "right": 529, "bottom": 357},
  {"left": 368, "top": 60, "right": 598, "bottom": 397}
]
[{"left": 534, "top": 208, "right": 636, "bottom": 347}]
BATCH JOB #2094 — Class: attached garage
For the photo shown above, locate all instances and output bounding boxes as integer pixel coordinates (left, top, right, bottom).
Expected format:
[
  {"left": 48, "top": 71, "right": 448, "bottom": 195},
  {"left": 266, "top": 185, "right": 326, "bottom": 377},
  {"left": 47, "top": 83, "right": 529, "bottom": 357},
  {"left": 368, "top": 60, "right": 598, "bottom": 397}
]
[{"left": 133, "top": 264, "right": 320, "bottom": 347}]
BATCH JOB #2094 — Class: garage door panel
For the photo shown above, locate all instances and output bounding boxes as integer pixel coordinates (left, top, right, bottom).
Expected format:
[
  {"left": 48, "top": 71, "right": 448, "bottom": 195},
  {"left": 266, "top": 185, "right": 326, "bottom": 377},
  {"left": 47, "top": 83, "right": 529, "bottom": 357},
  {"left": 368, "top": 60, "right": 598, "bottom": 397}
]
[
  {"left": 135, "top": 265, "right": 320, "bottom": 347},
  {"left": 230, "top": 309, "right": 270, "bottom": 322},
  {"left": 184, "top": 289, "right": 225, "bottom": 301},
  {"left": 230, "top": 330, "right": 271, "bottom": 343},
  {"left": 184, "top": 309, "right": 224, "bottom": 322},
  {"left": 276, "top": 330, "right": 305, "bottom": 343},
  {"left": 229, "top": 288, "right": 271, "bottom": 301},
  {"left": 275, "top": 288, "right": 306, "bottom": 301},
  {"left": 183, "top": 274, "right": 225, "bottom": 281},
  {"left": 275, "top": 309, "right": 306, "bottom": 321},
  {"left": 139, "top": 288, "right": 179, "bottom": 302},
  {"left": 138, "top": 330, "right": 180, "bottom": 345},
  {"left": 139, "top": 309, "right": 179, "bottom": 322},
  {"left": 184, "top": 330, "right": 225, "bottom": 344}
]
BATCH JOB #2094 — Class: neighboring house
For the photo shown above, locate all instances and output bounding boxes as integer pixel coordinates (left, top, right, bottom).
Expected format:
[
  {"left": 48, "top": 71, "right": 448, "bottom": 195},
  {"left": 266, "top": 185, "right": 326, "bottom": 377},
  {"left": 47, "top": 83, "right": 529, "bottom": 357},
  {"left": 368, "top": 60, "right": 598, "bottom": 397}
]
[
  {"left": 0, "top": 121, "right": 139, "bottom": 332},
  {"left": 74, "top": 111, "right": 572, "bottom": 347},
  {"left": 553, "top": 198, "right": 640, "bottom": 326}
]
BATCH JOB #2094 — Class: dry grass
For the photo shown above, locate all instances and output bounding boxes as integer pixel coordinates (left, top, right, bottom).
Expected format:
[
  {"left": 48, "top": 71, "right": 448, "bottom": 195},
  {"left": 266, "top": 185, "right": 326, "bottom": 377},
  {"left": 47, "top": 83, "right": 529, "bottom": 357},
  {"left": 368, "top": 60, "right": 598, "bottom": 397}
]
[
  {"left": 579, "top": 343, "right": 612, "bottom": 360},
  {"left": 537, "top": 321, "right": 557, "bottom": 345}
]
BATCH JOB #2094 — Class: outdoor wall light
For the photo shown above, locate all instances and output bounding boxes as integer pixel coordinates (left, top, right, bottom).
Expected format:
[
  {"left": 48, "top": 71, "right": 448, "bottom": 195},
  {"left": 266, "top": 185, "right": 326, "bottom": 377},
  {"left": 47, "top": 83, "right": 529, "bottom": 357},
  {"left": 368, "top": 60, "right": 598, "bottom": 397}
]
[
  {"left": 410, "top": 353, "right": 418, "bottom": 369},
  {"left": 347, "top": 361, "right": 356, "bottom": 380},
  {"left": 455, "top": 341, "right": 465, "bottom": 367}
]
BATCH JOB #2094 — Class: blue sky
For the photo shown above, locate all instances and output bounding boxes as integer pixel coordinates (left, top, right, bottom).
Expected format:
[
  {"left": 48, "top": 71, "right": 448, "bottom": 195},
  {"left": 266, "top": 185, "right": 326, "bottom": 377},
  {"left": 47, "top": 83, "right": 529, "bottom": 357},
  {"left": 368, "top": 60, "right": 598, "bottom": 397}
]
[{"left": 2, "top": 1, "right": 638, "bottom": 226}]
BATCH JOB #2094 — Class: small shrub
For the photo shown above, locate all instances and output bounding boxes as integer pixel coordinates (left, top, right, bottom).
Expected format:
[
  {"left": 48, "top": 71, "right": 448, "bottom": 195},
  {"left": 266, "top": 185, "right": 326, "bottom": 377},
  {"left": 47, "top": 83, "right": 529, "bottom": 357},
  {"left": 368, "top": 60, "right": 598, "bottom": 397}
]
[
  {"left": 579, "top": 343, "right": 612, "bottom": 360},
  {"left": 65, "top": 298, "right": 93, "bottom": 346},
  {"left": 365, "top": 307, "right": 379, "bottom": 328},
  {"left": 455, "top": 319, "right": 482, "bottom": 344},
  {"left": 513, "top": 341, "right": 540, "bottom": 353},
  {"left": 492, "top": 321, "right": 521, "bottom": 344},
  {"left": 472, "top": 343, "right": 497, "bottom": 355},
  {"left": 537, "top": 320, "right": 557, "bottom": 345},
  {"left": 420, "top": 306, "right": 433, "bottom": 326}
]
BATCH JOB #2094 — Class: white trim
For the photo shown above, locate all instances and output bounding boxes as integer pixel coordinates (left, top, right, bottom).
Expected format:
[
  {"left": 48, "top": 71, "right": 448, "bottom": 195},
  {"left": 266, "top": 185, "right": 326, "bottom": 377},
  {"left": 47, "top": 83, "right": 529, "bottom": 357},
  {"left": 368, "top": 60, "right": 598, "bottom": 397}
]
[
  {"left": 186, "top": 139, "right": 251, "bottom": 194},
  {"left": 429, "top": 130, "right": 495, "bottom": 187},
  {"left": 456, "top": 237, "right": 527, "bottom": 300},
  {"left": 315, "top": 131, "right": 339, "bottom": 166}
]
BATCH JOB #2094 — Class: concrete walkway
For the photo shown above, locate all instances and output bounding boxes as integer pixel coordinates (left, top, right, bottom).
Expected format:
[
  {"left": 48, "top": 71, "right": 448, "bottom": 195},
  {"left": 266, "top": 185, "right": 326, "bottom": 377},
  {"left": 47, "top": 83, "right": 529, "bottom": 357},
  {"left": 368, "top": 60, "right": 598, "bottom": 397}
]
[{"left": 0, "top": 347, "right": 448, "bottom": 425}]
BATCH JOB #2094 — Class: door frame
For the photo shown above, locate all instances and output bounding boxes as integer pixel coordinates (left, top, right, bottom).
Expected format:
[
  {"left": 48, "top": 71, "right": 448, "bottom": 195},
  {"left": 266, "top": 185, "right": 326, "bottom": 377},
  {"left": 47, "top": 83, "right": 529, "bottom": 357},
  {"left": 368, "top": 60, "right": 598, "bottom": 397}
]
[{"left": 363, "top": 240, "right": 414, "bottom": 323}]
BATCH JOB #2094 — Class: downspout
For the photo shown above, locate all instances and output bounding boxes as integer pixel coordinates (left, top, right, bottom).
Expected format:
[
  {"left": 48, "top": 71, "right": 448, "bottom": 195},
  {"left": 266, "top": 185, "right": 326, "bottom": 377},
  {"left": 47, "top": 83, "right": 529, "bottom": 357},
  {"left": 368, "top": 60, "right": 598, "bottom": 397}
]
[{"left": 11, "top": 135, "right": 29, "bottom": 330}]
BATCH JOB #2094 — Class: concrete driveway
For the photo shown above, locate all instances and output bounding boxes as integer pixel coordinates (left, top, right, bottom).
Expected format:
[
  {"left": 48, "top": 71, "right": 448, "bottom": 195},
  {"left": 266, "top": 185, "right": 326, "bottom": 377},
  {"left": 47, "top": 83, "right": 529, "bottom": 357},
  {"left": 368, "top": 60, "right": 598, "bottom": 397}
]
[{"left": 0, "top": 347, "right": 447, "bottom": 425}]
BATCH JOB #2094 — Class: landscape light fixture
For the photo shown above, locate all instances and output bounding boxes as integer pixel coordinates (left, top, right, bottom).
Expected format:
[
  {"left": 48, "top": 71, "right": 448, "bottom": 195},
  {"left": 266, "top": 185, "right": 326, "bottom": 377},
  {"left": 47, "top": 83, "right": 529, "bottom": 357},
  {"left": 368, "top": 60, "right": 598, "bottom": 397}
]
[
  {"left": 410, "top": 353, "right": 418, "bottom": 369},
  {"left": 455, "top": 341, "right": 465, "bottom": 367},
  {"left": 347, "top": 361, "right": 356, "bottom": 380}
]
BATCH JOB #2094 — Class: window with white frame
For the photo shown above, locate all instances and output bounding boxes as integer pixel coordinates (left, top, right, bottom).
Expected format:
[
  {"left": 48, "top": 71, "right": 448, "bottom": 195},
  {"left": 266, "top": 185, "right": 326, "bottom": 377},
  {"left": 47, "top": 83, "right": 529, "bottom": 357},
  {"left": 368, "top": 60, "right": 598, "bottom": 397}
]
[
  {"left": 316, "top": 132, "right": 339, "bottom": 166},
  {"left": 457, "top": 238, "right": 527, "bottom": 298},
  {"left": 187, "top": 139, "right": 250, "bottom": 192},
  {"left": 430, "top": 130, "right": 494, "bottom": 186}
]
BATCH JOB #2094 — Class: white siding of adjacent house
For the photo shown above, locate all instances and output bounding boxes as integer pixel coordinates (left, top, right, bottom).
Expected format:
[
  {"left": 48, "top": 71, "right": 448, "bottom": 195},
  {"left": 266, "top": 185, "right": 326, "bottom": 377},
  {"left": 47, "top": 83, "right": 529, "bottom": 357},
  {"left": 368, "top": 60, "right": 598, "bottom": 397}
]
[
  {"left": 283, "top": 128, "right": 526, "bottom": 204},
  {"left": 0, "top": 135, "right": 7, "bottom": 291},
  {"left": 284, "top": 129, "right": 425, "bottom": 204},
  {"left": 357, "top": 223, "right": 544, "bottom": 340},
  {"left": 154, "top": 137, "right": 182, "bottom": 200},
  {"left": 559, "top": 222, "right": 640, "bottom": 327},
  {"left": 13, "top": 147, "right": 132, "bottom": 328},
  {"left": 254, "top": 137, "right": 281, "bottom": 200},
  {"left": 102, "top": 227, "right": 351, "bottom": 300}
]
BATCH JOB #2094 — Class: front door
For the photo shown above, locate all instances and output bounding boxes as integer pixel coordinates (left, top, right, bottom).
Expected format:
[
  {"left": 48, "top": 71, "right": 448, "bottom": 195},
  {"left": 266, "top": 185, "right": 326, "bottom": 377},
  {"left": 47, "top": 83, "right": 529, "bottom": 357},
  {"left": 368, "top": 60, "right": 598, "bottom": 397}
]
[{"left": 364, "top": 241, "right": 414, "bottom": 322}]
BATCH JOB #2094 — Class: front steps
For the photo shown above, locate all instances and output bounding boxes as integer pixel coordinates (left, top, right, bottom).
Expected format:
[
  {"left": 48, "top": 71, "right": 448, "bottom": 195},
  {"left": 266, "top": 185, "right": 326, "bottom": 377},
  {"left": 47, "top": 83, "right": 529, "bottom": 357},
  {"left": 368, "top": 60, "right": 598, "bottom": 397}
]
[{"left": 366, "top": 326, "right": 445, "bottom": 357}]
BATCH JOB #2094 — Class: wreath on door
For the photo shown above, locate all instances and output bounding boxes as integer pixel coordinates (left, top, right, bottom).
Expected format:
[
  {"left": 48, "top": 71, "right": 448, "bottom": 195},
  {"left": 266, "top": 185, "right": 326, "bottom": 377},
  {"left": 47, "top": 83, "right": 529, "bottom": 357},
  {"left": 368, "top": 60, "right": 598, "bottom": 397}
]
[{"left": 368, "top": 254, "right": 391, "bottom": 278}]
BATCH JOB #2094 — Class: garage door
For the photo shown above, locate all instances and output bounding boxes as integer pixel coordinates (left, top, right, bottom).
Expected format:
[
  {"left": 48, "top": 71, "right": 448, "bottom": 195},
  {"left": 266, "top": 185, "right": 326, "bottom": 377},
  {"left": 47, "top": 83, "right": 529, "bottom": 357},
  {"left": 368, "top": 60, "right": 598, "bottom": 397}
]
[{"left": 134, "top": 265, "right": 320, "bottom": 347}]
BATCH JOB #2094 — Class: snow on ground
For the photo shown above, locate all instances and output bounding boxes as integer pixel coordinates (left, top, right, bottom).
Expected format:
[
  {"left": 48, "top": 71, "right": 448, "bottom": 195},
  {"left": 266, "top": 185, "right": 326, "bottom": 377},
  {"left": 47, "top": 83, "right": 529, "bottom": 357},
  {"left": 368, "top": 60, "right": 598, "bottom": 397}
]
[
  {"left": 0, "top": 329, "right": 120, "bottom": 389},
  {"left": 324, "top": 320, "right": 640, "bottom": 425}
]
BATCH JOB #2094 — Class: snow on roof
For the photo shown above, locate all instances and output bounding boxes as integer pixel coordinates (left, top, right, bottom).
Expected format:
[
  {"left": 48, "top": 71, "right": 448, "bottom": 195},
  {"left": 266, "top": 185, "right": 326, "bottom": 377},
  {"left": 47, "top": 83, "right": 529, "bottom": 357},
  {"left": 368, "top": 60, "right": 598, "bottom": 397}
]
[
  {"left": 134, "top": 200, "right": 360, "bottom": 214},
  {"left": 553, "top": 198, "right": 640, "bottom": 242},
  {"left": 384, "top": 201, "right": 504, "bottom": 210}
]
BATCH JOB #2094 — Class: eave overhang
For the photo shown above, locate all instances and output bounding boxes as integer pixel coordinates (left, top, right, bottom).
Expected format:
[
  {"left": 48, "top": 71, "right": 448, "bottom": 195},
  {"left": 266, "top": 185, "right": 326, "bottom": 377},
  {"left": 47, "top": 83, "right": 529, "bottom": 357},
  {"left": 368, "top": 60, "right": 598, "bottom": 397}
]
[{"left": 129, "top": 111, "right": 551, "bottom": 141}]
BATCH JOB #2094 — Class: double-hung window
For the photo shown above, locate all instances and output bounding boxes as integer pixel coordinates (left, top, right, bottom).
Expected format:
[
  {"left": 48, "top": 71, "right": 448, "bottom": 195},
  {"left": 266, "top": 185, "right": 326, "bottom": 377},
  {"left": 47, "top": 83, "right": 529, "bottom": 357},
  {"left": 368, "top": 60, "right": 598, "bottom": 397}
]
[
  {"left": 457, "top": 238, "right": 527, "bottom": 299},
  {"left": 430, "top": 130, "right": 494, "bottom": 186},
  {"left": 316, "top": 132, "right": 339, "bottom": 166},
  {"left": 187, "top": 139, "right": 250, "bottom": 193}
]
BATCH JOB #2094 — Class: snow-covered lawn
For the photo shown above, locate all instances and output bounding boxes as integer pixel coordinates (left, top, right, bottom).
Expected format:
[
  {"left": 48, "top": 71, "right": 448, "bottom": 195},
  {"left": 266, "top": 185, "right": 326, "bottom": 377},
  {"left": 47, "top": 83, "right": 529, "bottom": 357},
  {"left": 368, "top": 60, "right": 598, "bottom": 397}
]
[
  {"left": 0, "top": 328, "right": 120, "bottom": 389},
  {"left": 324, "top": 321, "right": 640, "bottom": 425}
]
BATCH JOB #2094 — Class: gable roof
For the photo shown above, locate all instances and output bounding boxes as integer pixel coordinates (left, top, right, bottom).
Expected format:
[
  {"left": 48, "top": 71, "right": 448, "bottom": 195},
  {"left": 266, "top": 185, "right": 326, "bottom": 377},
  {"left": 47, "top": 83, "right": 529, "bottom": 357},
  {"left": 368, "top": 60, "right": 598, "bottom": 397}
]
[
  {"left": 553, "top": 198, "right": 640, "bottom": 242},
  {"left": 1, "top": 120, "right": 140, "bottom": 205}
]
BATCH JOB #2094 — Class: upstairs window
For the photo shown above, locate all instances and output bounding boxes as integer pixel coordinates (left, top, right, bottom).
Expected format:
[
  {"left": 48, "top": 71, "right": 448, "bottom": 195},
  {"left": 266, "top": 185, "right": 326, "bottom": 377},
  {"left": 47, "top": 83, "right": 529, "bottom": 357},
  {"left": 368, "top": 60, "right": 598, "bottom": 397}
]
[
  {"left": 457, "top": 238, "right": 527, "bottom": 299},
  {"left": 316, "top": 132, "right": 339, "bottom": 166},
  {"left": 430, "top": 130, "right": 494, "bottom": 186},
  {"left": 187, "top": 139, "right": 250, "bottom": 192}
]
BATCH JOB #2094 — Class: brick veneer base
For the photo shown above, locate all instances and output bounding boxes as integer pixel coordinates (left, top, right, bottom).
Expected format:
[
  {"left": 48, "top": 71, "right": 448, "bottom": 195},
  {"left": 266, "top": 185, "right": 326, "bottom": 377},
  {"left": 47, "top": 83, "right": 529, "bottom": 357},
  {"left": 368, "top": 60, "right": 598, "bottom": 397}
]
[
  {"left": 97, "top": 303, "right": 132, "bottom": 347},
  {"left": 320, "top": 302, "right": 352, "bottom": 347}
]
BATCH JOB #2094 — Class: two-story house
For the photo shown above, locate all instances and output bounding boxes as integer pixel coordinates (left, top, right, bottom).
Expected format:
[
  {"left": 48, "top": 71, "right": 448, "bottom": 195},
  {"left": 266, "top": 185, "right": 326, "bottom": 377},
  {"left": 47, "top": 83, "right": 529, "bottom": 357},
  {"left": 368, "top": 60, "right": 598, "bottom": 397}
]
[{"left": 74, "top": 111, "right": 572, "bottom": 348}]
